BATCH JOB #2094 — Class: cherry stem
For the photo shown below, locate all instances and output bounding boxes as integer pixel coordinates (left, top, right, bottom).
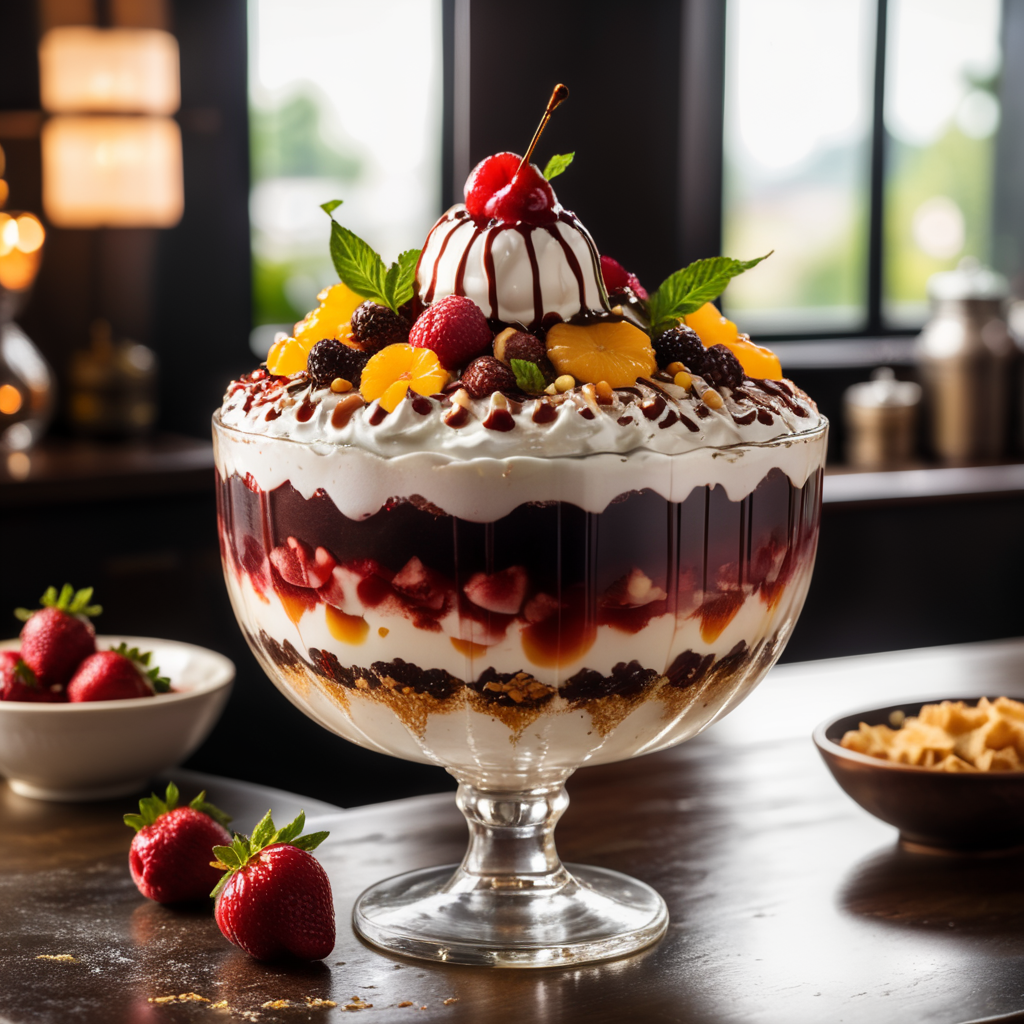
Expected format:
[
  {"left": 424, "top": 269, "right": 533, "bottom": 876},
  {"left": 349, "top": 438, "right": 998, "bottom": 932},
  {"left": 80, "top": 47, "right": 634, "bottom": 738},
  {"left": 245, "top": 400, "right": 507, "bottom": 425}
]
[{"left": 516, "top": 83, "right": 569, "bottom": 178}]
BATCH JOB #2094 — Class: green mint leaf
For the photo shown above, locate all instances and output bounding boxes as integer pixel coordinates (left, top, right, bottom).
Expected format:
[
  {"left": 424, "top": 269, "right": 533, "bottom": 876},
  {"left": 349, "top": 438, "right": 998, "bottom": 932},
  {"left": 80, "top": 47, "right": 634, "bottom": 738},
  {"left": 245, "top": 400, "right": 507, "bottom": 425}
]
[
  {"left": 383, "top": 249, "right": 421, "bottom": 313},
  {"left": 510, "top": 359, "right": 547, "bottom": 393},
  {"left": 320, "top": 199, "right": 343, "bottom": 215},
  {"left": 324, "top": 209, "right": 386, "bottom": 306},
  {"left": 189, "top": 791, "right": 232, "bottom": 829},
  {"left": 275, "top": 811, "right": 306, "bottom": 847},
  {"left": 289, "top": 831, "right": 330, "bottom": 853},
  {"left": 249, "top": 811, "right": 277, "bottom": 855},
  {"left": 542, "top": 152, "right": 574, "bottom": 180},
  {"left": 648, "top": 252, "right": 772, "bottom": 334}
]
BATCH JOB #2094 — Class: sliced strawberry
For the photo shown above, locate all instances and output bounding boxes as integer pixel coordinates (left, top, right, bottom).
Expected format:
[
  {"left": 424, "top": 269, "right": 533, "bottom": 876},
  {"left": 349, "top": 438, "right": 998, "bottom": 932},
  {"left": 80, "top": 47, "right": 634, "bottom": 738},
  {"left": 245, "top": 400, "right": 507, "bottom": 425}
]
[
  {"left": 392, "top": 556, "right": 454, "bottom": 612},
  {"left": 212, "top": 810, "right": 334, "bottom": 962},
  {"left": 16, "top": 584, "right": 100, "bottom": 689},
  {"left": 125, "top": 782, "right": 233, "bottom": 904},
  {"left": 463, "top": 566, "right": 528, "bottom": 616},
  {"left": 269, "top": 537, "right": 336, "bottom": 590}
]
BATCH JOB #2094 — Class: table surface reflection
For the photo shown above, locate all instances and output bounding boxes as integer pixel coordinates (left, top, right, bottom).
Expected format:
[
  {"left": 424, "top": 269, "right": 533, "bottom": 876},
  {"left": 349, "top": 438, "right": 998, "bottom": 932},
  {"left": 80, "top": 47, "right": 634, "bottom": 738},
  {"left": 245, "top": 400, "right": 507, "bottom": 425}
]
[{"left": 2, "top": 638, "right": 1024, "bottom": 1024}]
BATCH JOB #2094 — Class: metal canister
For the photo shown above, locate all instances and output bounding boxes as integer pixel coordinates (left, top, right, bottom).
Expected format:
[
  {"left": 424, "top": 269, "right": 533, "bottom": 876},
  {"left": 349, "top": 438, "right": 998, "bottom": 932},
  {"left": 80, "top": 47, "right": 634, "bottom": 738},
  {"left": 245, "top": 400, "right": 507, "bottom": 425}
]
[
  {"left": 844, "top": 368, "right": 921, "bottom": 469},
  {"left": 915, "top": 258, "right": 1015, "bottom": 462}
]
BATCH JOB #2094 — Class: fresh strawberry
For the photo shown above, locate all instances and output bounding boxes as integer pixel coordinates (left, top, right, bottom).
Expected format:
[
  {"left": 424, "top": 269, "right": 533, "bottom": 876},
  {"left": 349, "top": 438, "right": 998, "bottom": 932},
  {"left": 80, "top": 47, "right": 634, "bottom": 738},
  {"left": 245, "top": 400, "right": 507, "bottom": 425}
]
[
  {"left": 15, "top": 584, "right": 101, "bottom": 689},
  {"left": 269, "top": 537, "right": 336, "bottom": 590},
  {"left": 408, "top": 294, "right": 492, "bottom": 370},
  {"left": 464, "top": 565, "right": 528, "bottom": 615},
  {"left": 0, "top": 650, "right": 61, "bottom": 702},
  {"left": 67, "top": 643, "right": 170, "bottom": 702},
  {"left": 212, "top": 810, "right": 334, "bottom": 961},
  {"left": 600, "top": 255, "right": 649, "bottom": 301},
  {"left": 125, "top": 782, "right": 233, "bottom": 904}
]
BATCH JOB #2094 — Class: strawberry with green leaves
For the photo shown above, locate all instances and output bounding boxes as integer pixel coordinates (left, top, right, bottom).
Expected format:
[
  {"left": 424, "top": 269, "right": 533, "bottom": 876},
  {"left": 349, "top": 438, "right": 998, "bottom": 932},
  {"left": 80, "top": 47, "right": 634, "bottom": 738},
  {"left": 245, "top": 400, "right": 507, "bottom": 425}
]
[
  {"left": 211, "top": 810, "right": 334, "bottom": 961},
  {"left": 125, "top": 782, "right": 233, "bottom": 904},
  {"left": 15, "top": 584, "right": 101, "bottom": 691},
  {"left": 0, "top": 650, "right": 61, "bottom": 702},
  {"left": 68, "top": 643, "right": 170, "bottom": 702}
]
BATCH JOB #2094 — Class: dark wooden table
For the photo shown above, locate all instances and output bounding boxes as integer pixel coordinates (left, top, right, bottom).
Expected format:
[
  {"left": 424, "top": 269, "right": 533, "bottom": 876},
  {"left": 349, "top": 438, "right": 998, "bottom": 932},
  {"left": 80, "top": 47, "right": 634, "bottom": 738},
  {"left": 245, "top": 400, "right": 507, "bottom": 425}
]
[{"left": 3, "top": 639, "right": 1024, "bottom": 1024}]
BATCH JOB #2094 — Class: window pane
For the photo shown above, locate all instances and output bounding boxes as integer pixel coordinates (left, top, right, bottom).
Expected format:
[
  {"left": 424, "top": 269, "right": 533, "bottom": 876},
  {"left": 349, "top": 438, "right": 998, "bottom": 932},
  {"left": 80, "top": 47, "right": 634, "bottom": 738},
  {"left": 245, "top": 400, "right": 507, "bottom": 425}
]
[
  {"left": 721, "top": 0, "right": 875, "bottom": 335},
  {"left": 248, "top": 0, "right": 443, "bottom": 354},
  {"left": 883, "top": 0, "right": 1001, "bottom": 328}
]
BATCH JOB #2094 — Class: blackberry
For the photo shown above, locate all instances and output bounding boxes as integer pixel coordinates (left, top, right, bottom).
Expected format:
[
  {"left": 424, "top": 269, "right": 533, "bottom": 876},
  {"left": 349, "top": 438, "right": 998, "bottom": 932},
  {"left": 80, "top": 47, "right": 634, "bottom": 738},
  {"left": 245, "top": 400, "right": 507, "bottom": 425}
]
[
  {"left": 460, "top": 356, "right": 517, "bottom": 398},
  {"left": 701, "top": 344, "right": 744, "bottom": 389},
  {"left": 306, "top": 338, "right": 369, "bottom": 389},
  {"left": 350, "top": 301, "right": 409, "bottom": 353},
  {"left": 653, "top": 325, "right": 707, "bottom": 372}
]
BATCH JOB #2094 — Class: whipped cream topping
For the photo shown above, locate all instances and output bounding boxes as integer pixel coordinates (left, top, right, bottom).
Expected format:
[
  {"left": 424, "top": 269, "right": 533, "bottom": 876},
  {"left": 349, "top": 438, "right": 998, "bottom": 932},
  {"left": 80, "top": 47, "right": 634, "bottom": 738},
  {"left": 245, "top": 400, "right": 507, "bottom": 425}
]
[
  {"left": 219, "top": 369, "right": 822, "bottom": 462},
  {"left": 415, "top": 205, "right": 607, "bottom": 328}
]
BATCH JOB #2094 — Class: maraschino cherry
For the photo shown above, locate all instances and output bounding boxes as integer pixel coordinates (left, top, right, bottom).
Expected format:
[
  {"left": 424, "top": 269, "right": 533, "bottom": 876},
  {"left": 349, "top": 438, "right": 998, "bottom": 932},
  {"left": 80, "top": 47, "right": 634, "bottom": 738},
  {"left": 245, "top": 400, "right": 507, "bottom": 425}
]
[{"left": 464, "top": 84, "right": 569, "bottom": 226}]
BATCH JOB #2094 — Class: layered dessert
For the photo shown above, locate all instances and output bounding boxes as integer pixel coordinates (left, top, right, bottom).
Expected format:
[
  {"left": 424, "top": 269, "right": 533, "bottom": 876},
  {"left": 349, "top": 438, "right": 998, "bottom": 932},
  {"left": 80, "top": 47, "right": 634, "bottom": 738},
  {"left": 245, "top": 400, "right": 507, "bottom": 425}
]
[{"left": 215, "top": 141, "right": 826, "bottom": 790}]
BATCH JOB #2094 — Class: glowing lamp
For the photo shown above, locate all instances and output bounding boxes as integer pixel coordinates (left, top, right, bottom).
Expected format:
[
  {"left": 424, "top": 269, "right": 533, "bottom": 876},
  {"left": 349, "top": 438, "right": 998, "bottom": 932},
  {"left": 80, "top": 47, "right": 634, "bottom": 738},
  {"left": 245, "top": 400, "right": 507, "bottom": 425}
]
[
  {"left": 41, "top": 116, "right": 183, "bottom": 228},
  {"left": 0, "top": 213, "right": 45, "bottom": 291},
  {"left": 38, "top": 27, "right": 180, "bottom": 115}
]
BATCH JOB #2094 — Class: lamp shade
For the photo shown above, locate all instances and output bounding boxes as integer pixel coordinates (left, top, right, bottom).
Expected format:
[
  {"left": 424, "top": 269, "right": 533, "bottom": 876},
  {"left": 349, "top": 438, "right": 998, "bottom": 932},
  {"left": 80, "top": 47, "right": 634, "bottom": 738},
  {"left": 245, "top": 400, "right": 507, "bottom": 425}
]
[
  {"left": 41, "top": 116, "right": 184, "bottom": 228},
  {"left": 38, "top": 27, "right": 180, "bottom": 115}
]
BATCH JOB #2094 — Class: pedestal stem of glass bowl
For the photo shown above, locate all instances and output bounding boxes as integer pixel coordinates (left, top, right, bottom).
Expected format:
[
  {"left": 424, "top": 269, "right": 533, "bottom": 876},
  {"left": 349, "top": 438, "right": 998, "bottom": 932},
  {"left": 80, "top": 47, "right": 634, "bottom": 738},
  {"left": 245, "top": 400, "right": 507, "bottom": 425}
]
[{"left": 446, "top": 779, "right": 573, "bottom": 894}]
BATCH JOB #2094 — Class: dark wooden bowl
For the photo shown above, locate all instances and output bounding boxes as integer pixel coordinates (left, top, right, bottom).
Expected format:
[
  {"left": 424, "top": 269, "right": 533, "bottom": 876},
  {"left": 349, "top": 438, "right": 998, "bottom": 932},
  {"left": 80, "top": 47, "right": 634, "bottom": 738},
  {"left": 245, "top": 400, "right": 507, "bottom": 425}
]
[{"left": 813, "top": 698, "right": 1024, "bottom": 853}]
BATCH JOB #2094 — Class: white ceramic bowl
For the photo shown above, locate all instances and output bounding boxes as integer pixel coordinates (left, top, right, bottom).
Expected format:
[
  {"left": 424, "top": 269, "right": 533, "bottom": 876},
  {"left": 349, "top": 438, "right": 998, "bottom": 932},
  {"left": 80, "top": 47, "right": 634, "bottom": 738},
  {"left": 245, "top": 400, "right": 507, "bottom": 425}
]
[{"left": 0, "top": 635, "right": 234, "bottom": 801}]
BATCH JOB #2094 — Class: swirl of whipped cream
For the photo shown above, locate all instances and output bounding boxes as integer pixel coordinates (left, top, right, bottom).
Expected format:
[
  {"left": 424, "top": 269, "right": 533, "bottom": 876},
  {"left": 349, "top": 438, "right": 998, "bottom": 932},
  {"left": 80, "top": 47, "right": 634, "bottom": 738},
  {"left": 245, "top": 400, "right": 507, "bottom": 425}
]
[{"left": 415, "top": 205, "right": 607, "bottom": 328}]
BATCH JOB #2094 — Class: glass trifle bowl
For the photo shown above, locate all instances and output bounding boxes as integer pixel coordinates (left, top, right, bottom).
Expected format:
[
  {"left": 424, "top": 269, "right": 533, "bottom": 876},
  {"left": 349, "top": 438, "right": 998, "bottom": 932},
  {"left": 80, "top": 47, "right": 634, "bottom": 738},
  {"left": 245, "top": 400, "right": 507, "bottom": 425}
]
[
  {"left": 214, "top": 140, "right": 827, "bottom": 966},
  {"left": 214, "top": 407, "right": 826, "bottom": 967}
]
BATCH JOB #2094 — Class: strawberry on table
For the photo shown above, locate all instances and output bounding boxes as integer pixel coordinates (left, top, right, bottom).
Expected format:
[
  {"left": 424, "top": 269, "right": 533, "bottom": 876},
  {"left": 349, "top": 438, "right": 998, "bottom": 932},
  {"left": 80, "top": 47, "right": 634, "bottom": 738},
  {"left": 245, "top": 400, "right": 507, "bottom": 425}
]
[
  {"left": 67, "top": 643, "right": 170, "bottom": 702},
  {"left": 15, "top": 584, "right": 101, "bottom": 691},
  {"left": 0, "top": 650, "right": 62, "bottom": 702},
  {"left": 125, "top": 781, "right": 233, "bottom": 904},
  {"left": 211, "top": 810, "right": 334, "bottom": 961}
]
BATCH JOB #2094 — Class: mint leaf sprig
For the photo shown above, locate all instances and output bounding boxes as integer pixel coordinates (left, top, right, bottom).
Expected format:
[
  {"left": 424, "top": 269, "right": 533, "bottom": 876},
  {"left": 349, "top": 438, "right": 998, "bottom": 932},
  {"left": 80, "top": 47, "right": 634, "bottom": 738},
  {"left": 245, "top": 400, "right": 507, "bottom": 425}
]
[
  {"left": 321, "top": 200, "right": 420, "bottom": 316},
  {"left": 510, "top": 359, "right": 547, "bottom": 394},
  {"left": 124, "top": 781, "right": 232, "bottom": 833},
  {"left": 647, "top": 253, "right": 773, "bottom": 335},
  {"left": 209, "top": 810, "right": 329, "bottom": 899},
  {"left": 542, "top": 152, "right": 574, "bottom": 181}
]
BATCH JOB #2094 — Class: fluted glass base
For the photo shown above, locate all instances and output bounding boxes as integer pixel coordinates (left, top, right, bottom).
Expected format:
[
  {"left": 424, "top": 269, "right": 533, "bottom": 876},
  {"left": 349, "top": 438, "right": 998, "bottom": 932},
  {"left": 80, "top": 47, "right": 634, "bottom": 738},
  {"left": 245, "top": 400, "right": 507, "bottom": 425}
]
[{"left": 352, "top": 781, "right": 668, "bottom": 967}]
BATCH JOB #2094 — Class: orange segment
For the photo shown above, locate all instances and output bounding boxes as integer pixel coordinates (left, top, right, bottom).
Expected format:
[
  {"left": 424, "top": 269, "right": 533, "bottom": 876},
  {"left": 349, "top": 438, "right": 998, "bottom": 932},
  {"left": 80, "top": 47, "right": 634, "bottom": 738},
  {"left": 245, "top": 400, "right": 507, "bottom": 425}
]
[
  {"left": 683, "top": 302, "right": 782, "bottom": 380},
  {"left": 360, "top": 344, "right": 447, "bottom": 412},
  {"left": 684, "top": 302, "right": 739, "bottom": 346},
  {"left": 545, "top": 320, "right": 656, "bottom": 387},
  {"left": 326, "top": 605, "right": 369, "bottom": 644},
  {"left": 450, "top": 637, "right": 491, "bottom": 658},
  {"left": 267, "top": 336, "right": 311, "bottom": 376},
  {"left": 294, "top": 282, "right": 364, "bottom": 348}
]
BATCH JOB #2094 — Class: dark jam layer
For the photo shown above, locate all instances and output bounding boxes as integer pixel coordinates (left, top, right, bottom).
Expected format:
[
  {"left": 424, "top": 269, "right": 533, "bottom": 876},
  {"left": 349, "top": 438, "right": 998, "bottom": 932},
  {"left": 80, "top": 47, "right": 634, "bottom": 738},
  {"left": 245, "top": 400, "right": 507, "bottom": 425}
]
[{"left": 218, "top": 467, "right": 821, "bottom": 678}]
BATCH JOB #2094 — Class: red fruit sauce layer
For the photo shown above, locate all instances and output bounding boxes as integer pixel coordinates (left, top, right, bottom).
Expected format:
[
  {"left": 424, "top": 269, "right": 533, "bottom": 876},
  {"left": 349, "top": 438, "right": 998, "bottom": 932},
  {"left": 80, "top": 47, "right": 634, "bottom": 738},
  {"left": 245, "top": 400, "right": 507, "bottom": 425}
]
[{"left": 217, "top": 468, "right": 821, "bottom": 706}]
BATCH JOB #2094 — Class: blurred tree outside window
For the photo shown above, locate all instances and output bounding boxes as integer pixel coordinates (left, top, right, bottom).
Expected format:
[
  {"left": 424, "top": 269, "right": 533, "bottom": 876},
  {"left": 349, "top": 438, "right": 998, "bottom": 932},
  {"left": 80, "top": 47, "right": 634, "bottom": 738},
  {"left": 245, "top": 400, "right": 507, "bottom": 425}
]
[
  {"left": 248, "top": 0, "right": 443, "bottom": 356},
  {"left": 721, "top": 0, "right": 1002, "bottom": 338}
]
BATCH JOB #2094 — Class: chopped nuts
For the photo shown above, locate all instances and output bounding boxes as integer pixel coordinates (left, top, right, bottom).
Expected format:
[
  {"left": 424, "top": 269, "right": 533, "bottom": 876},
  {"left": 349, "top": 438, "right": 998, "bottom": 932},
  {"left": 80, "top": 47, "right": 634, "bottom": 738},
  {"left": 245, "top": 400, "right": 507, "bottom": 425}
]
[
  {"left": 610, "top": 304, "right": 624, "bottom": 315},
  {"left": 554, "top": 374, "right": 575, "bottom": 393},
  {"left": 492, "top": 326, "right": 517, "bottom": 363},
  {"left": 673, "top": 370, "right": 692, "bottom": 391},
  {"left": 451, "top": 387, "right": 472, "bottom": 409},
  {"left": 330, "top": 377, "right": 353, "bottom": 393},
  {"left": 594, "top": 380, "right": 614, "bottom": 404},
  {"left": 490, "top": 391, "right": 509, "bottom": 411},
  {"left": 702, "top": 387, "right": 724, "bottom": 409},
  {"left": 544, "top": 383, "right": 557, "bottom": 395}
]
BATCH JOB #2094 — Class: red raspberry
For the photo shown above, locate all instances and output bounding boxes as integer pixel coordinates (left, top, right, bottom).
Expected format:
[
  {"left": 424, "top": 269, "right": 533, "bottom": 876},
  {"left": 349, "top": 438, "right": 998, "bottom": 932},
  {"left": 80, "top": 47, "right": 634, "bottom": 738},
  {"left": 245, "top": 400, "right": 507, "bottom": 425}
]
[
  {"left": 601, "top": 256, "right": 648, "bottom": 301},
  {"left": 409, "top": 295, "right": 492, "bottom": 370}
]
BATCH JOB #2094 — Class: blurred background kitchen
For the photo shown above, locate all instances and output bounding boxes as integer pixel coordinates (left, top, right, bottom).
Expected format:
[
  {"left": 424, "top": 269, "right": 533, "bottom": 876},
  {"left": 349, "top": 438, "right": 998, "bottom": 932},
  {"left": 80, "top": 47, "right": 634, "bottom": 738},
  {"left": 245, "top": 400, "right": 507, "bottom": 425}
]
[{"left": 1, "top": 0, "right": 1022, "bottom": 805}]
